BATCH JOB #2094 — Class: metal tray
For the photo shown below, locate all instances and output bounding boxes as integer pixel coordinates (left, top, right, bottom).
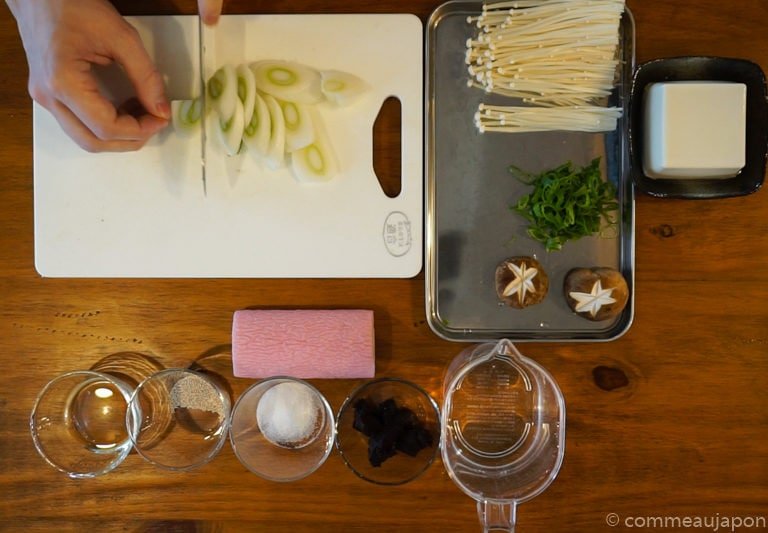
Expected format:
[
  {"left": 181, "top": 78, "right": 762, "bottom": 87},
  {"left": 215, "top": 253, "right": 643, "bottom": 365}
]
[{"left": 425, "top": 1, "right": 636, "bottom": 342}]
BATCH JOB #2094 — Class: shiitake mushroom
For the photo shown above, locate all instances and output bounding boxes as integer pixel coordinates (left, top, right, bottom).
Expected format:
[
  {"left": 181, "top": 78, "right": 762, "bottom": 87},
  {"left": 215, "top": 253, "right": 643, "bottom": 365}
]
[
  {"left": 495, "top": 256, "right": 549, "bottom": 309},
  {"left": 564, "top": 267, "right": 629, "bottom": 321}
]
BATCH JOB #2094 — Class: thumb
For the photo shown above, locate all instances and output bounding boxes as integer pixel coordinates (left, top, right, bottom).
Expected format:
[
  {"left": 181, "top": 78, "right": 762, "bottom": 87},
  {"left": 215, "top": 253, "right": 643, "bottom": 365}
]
[
  {"left": 199, "top": 0, "right": 224, "bottom": 26},
  {"left": 111, "top": 23, "right": 169, "bottom": 120}
]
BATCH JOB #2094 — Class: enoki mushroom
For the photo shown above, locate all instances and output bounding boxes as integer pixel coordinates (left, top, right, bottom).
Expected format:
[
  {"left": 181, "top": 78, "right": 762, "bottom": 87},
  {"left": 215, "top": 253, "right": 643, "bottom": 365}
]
[
  {"left": 476, "top": 104, "right": 622, "bottom": 133},
  {"left": 467, "top": 0, "right": 625, "bottom": 133}
]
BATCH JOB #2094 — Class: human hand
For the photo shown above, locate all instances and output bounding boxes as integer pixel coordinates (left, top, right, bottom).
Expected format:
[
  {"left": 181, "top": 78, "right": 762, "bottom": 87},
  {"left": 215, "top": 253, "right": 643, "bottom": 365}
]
[
  {"left": 198, "top": 0, "right": 224, "bottom": 25},
  {"left": 6, "top": 0, "right": 169, "bottom": 152}
]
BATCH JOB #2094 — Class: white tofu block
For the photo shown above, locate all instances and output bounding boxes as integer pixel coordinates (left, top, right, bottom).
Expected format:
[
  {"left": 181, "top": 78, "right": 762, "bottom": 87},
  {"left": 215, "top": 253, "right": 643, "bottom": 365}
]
[{"left": 643, "top": 81, "right": 746, "bottom": 179}]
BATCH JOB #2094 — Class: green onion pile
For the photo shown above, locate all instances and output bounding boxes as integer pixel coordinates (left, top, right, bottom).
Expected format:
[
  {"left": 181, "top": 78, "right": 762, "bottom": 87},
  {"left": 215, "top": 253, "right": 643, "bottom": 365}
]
[{"left": 511, "top": 158, "right": 618, "bottom": 252}]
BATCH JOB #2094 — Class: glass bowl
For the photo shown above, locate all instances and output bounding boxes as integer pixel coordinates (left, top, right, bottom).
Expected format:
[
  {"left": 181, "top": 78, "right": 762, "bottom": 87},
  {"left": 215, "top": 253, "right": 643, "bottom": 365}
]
[
  {"left": 126, "top": 368, "right": 231, "bottom": 471},
  {"left": 30, "top": 370, "right": 134, "bottom": 478},
  {"left": 335, "top": 378, "right": 440, "bottom": 485},
  {"left": 229, "top": 377, "right": 335, "bottom": 482}
]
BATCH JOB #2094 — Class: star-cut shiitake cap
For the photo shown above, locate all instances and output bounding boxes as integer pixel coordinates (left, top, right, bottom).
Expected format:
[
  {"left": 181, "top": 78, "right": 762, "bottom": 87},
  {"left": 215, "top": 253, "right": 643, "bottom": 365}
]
[
  {"left": 564, "top": 267, "right": 629, "bottom": 321},
  {"left": 495, "top": 256, "right": 549, "bottom": 309}
]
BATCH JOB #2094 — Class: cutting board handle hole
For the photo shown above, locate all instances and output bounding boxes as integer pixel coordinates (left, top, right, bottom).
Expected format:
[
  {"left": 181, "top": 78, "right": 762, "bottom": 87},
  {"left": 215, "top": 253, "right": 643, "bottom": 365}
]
[{"left": 372, "top": 96, "right": 402, "bottom": 199}]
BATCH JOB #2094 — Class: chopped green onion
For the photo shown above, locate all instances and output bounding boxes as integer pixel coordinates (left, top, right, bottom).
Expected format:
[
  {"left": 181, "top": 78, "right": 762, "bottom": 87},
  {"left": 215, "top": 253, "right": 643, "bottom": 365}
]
[{"left": 510, "top": 158, "right": 618, "bottom": 252}]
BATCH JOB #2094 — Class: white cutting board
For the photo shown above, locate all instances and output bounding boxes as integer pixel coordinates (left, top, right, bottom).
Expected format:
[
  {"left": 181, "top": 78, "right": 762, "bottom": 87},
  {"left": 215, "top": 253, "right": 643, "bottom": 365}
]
[{"left": 34, "top": 14, "right": 423, "bottom": 278}]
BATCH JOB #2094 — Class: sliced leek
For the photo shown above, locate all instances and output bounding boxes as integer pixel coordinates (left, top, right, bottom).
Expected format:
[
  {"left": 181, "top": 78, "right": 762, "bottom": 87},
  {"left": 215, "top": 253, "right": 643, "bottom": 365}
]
[
  {"left": 208, "top": 64, "right": 238, "bottom": 120},
  {"left": 252, "top": 61, "right": 324, "bottom": 105},
  {"left": 243, "top": 91, "right": 271, "bottom": 157},
  {"left": 171, "top": 98, "right": 202, "bottom": 134},
  {"left": 280, "top": 100, "right": 314, "bottom": 152},
  {"left": 262, "top": 94, "right": 286, "bottom": 169},
  {"left": 216, "top": 98, "right": 245, "bottom": 157},
  {"left": 291, "top": 110, "right": 338, "bottom": 183},
  {"left": 236, "top": 64, "right": 257, "bottom": 126},
  {"left": 189, "top": 59, "right": 365, "bottom": 182},
  {"left": 320, "top": 70, "right": 369, "bottom": 107}
]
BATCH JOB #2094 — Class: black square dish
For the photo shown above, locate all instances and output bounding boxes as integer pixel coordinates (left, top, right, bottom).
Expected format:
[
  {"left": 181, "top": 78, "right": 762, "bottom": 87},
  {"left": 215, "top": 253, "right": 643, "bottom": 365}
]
[{"left": 629, "top": 56, "right": 767, "bottom": 199}]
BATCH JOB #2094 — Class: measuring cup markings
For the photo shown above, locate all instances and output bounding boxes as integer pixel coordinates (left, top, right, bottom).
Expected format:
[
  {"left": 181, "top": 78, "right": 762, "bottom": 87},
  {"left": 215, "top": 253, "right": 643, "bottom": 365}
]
[
  {"left": 447, "top": 422, "right": 555, "bottom": 475},
  {"left": 449, "top": 419, "right": 532, "bottom": 460},
  {"left": 447, "top": 354, "right": 537, "bottom": 459}
]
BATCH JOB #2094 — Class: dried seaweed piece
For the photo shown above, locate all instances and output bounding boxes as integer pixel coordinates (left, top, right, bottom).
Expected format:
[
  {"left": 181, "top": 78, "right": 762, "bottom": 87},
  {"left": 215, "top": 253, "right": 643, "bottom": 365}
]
[
  {"left": 352, "top": 397, "right": 434, "bottom": 467},
  {"left": 396, "top": 426, "right": 433, "bottom": 457},
  {"left": 368, "top": 427, "right": 398, "bottom": 467},
  {"left": 352, "top": 398, "right": 383, "bottom": 437}
]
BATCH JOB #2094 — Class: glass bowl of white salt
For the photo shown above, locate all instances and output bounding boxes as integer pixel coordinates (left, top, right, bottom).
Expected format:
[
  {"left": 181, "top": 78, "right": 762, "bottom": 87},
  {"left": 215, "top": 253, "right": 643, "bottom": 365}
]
[
  {"left": 229, "top": 377, "right": 335, "bottom": 482},
  {"left": 126, "top": 368, "right": 231, "bottom": 471}
]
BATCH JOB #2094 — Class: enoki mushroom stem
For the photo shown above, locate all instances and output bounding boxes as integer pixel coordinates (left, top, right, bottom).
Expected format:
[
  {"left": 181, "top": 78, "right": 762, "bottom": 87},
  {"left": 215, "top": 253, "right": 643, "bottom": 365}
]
[{"left": 467, "top": 0, "right": 625, "bottom": 132}]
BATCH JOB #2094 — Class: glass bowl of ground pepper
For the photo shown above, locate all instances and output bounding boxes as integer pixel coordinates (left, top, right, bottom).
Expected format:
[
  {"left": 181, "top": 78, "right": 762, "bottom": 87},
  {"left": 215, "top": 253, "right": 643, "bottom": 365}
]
[
  {"left": 335, "top": 378, "right": 440, "bottom": 485},
  {"left": 126, "top": 368, "right": 231, "bottom": 471}
]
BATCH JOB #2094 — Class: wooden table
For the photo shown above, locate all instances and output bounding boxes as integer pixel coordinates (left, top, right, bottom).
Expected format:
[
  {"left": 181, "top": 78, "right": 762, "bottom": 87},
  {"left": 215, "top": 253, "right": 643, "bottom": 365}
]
[{"left": 1, "top": 1, "right": 766, "bottom": 531}]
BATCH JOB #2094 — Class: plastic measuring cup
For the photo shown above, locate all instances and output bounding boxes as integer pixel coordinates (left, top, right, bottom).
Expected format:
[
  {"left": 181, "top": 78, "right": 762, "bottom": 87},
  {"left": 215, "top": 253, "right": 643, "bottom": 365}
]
[{"left": 441, "top": 339, "right": 566, "bottom": 532}]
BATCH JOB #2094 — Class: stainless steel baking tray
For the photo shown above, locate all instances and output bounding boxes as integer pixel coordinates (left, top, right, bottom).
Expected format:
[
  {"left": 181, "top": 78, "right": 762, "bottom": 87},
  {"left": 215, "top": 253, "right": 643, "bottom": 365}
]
[{"left": 425, "top": 1, "right": 636, "bottom": 342}]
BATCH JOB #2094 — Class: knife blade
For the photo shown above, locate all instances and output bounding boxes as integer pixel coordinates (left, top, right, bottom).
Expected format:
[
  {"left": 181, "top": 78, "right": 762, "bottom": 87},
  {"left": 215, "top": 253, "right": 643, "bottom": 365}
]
[{"left": 198, "top": 17, "right": 208, "bottom": 197}]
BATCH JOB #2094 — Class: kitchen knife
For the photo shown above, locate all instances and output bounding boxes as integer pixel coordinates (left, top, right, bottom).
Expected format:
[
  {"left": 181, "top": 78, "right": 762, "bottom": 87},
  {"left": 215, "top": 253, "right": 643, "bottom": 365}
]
[{"left": 198, "top": 17, "right": 208, "bottom": 197}]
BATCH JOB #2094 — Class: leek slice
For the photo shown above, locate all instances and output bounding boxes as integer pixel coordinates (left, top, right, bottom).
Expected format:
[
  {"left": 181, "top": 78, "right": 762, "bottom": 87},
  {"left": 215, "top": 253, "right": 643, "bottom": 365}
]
[
  {"left": 171, "top": 98, "right": 202, "bottom": 134},
  {"left": 208, "top": 64, "right": 238, "bottom": 120},
  {"left": 236, "top": 64, "right": 257, "bottom": 126},
  {"left": 243, "top": 91, "right": 271, "bottom": 157},
  {"left": 262, "top": 94, "right": 286, "bottom": 169},
  {"left": 252, "top": 61, "right": 324, "bottom": 105},
  {"left": 291, "top": 110, "right": 338, "bottom": 183},
  {"left": 279, "top": 100, "right": 314, "bottom": 152},
  {"left": 320, "top": 70, "right": 369, "bottom": 106},
  {"left": 216, "top": 98, "right": 245, "bottom": 157}
]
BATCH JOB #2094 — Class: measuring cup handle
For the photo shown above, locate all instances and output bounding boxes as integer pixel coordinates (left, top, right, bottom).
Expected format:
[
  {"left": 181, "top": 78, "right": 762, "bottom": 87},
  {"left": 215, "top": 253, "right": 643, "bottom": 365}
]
[{"left": 477, "top": 500, "right": 517, "bottom": 532}]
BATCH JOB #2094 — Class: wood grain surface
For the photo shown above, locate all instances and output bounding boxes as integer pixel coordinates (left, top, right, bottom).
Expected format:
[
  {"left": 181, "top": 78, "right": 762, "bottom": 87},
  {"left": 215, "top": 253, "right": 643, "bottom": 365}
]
[{"left": 1, "top": 0, "right": 767, "bottom": 531}]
